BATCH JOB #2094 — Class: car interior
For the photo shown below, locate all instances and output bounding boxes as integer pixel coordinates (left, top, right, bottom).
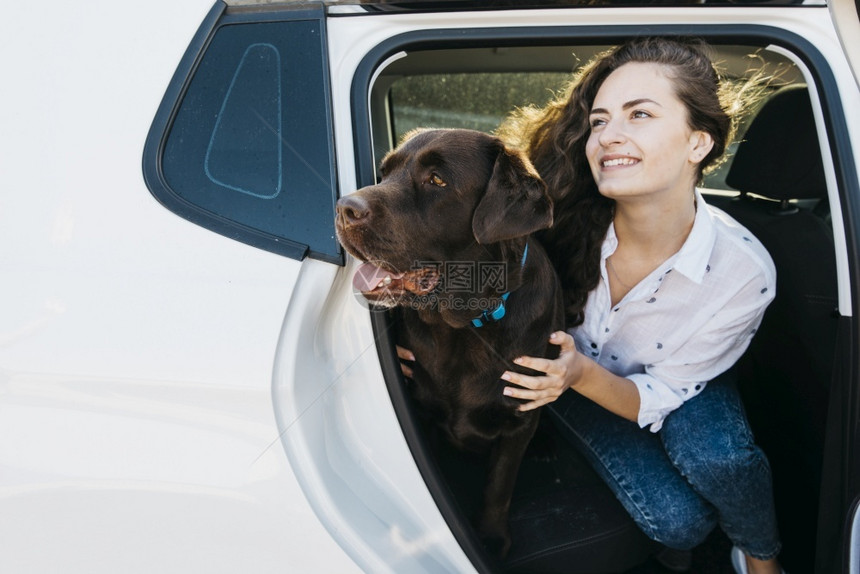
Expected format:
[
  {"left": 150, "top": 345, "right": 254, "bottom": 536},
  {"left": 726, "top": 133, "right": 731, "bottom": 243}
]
[{"left": 364, "top": 38, "right": 840, "bottom": 573}]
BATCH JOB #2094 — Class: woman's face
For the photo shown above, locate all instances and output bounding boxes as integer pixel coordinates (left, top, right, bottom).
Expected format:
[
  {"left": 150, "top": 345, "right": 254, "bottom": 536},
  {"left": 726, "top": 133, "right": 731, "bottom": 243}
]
[{"left": 585, "top": 62, "right": 713, "bottom": 204}]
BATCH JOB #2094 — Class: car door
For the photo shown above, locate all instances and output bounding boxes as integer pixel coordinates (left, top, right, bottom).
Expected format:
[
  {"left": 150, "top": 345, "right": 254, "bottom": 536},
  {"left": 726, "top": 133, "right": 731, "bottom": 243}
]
[
  {"left": 819, "top": 2, "right": 860, "bottom": 573},
  {"left": 334, "top": 3, "right": 860, "bottom": 573}
]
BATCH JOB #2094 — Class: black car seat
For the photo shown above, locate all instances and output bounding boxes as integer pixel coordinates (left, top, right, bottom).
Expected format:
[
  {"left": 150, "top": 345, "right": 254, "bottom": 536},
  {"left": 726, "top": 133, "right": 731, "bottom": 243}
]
[{"left": 709, "top": 84, "right": 839, "bottom": 573}]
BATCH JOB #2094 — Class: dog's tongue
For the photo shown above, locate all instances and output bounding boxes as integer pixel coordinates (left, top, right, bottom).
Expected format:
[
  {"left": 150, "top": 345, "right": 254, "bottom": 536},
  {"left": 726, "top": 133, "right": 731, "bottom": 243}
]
[{"left": 353, "top": 262, "right": 403, "bottom": 292}]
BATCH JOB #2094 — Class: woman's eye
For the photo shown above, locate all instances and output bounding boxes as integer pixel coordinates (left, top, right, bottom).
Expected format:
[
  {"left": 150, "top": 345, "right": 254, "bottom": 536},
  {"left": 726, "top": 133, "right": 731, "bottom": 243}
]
[
  {"left": 632, "top": 110, "right": 651, "bottom": 119},
  {"left": 428, "top": 174, "right": 447, "bottom": 187},
  {"left": 590, "top": 117, "right": 606, "bottom": 128}
]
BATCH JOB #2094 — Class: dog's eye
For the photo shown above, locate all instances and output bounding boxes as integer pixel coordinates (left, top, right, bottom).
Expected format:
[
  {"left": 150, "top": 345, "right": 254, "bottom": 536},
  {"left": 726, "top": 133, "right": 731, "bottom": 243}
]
[{"left": 428, "top": 173, "right": 447, "bottom": 187}]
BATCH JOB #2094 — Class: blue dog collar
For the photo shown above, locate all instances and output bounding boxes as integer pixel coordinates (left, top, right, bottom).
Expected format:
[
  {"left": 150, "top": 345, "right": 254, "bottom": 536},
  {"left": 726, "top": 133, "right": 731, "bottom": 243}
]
[{"left": 471, "top": 242, "right": 528, "bottom": 328}]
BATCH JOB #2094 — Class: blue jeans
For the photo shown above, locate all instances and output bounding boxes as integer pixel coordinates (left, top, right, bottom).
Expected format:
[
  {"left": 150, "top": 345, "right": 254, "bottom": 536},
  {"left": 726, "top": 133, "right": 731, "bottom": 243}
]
[{"left": 547, "top": 369, "right": 781, "bottom": 560}]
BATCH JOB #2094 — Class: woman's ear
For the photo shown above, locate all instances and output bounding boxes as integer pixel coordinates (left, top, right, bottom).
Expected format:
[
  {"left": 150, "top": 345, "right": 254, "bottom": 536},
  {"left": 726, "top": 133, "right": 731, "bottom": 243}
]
[{"left": 688, "top": 130, "right": 715, "bottom": 164}]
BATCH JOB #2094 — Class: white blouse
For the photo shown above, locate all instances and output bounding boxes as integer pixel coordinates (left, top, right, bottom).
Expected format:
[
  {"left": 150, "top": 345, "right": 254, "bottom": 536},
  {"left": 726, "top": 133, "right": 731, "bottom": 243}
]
[{"left": 570, "top": 190, "right": 776, "bottom": 432}]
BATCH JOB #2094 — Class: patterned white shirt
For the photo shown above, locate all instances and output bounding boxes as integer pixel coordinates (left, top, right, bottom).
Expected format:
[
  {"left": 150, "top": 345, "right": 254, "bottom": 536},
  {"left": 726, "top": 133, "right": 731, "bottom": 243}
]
[{"left": 570, "top": 190, "right": 776, "bottom": 432}]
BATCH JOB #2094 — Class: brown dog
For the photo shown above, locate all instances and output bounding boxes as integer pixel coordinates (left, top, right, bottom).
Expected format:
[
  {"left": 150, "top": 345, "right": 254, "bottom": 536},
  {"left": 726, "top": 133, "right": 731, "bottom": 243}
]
[{"left": 335, "top": 128, "right": 563, "bottom": 557}]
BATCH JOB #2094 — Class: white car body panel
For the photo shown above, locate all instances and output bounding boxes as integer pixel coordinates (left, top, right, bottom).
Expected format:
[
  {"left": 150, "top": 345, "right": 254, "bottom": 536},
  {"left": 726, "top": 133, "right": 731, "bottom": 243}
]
[
  {"left": 0, "top": 2, "right": 358, "bottom": 572},
  {"left": 272, "top": 257, "right": 477, "bottom": 573}
]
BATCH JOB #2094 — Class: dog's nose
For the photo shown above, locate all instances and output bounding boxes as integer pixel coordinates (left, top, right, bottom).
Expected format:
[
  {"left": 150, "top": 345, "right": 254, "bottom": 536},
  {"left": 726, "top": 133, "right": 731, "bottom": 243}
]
[{"left": 336, "top": 194, "right": 372, "bottom": 226}]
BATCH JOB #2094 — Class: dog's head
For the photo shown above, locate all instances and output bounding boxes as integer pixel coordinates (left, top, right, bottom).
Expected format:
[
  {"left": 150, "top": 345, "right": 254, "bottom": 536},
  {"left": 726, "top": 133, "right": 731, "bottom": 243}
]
[{"left": 335, "top": 128, "right": 552, "bottom": 308}]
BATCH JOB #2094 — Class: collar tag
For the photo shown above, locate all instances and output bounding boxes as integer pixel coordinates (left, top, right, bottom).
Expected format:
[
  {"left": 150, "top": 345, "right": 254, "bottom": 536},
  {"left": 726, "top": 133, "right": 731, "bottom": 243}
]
[{"left": 472, "top": 292, "right": 509, "bottom": 327}]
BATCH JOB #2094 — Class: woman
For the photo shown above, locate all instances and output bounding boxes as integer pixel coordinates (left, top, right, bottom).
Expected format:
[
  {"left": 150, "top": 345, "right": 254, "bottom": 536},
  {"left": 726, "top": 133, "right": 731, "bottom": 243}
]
[{"left": 494, "top": 37, "right": 783, "bottom": 573}]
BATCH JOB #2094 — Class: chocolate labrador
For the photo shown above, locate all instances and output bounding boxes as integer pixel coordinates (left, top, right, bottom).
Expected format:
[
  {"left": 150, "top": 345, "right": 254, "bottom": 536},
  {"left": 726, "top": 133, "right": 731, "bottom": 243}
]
[{"left": 335, "top": 128, "right": 563, "bottom": 557}]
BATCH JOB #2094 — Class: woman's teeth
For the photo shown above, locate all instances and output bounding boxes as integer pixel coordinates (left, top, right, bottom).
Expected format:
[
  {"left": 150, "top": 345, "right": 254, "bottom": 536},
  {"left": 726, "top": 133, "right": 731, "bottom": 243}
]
[{"left": 603, "top": 157, "right": 637, "bottom": 167}]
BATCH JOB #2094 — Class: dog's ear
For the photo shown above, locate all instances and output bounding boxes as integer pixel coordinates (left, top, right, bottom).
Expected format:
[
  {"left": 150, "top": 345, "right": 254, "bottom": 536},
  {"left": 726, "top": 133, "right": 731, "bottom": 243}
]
[{"left": 472, "top": 142, "right": 553, "bottom": 244}]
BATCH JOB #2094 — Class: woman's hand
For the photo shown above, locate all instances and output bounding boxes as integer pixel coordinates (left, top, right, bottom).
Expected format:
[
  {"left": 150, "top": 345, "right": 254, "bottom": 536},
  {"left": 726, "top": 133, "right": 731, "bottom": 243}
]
[
  {"left": 501, "top": 331, "right": 587, "bottom": 411},
  {"left": 396, "top": 345, "right": 416, "bottom": 378}
]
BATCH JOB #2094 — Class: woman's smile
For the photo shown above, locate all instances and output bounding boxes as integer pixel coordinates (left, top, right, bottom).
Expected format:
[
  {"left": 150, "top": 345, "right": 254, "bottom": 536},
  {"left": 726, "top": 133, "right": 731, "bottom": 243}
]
[{"left": 600, "top": 154, "right": 640, "bottom": 169}]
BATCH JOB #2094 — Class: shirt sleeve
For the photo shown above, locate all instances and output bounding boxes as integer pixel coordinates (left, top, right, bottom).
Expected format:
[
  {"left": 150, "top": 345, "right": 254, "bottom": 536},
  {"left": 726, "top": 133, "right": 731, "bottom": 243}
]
[{"left": 632, "top": 273, "right": 775, "bottom": 432}]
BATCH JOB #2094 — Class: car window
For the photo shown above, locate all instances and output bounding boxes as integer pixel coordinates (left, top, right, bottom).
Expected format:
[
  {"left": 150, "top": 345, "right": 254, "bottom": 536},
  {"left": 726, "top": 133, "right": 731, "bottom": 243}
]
[
  {"left": 145, "top": 13, "right": 340, "bottom": 263},
  {"left": 390, "top": 72, "right": 569, "bottom": 140}
]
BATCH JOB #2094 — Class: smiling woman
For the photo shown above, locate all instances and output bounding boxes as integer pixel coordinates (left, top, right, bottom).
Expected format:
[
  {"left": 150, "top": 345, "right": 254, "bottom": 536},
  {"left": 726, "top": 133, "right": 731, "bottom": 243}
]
[
  {"left": 497, "top": 37, "right": 784, "bottom": 574},
  {"left": 584, "top": 62, "right": 710, "bottom": 303}
]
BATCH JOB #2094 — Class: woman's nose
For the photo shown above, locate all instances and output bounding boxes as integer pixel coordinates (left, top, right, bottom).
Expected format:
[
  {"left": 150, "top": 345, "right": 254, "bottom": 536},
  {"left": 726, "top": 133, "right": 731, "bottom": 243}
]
[{"left": 598, "top": 119, "right": 625, "bottom": 146}]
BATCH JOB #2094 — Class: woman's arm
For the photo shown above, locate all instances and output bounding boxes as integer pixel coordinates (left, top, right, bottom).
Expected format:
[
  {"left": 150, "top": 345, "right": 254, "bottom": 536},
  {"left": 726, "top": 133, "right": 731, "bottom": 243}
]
[{"left": 501, "top": 331, "right": 641, "bottom": 421}]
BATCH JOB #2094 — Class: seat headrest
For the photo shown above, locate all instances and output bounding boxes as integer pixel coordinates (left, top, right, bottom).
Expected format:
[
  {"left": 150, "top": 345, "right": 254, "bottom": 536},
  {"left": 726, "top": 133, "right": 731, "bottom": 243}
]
[{"left": 725, "top": 86, "right": 826, "bottom": 201}]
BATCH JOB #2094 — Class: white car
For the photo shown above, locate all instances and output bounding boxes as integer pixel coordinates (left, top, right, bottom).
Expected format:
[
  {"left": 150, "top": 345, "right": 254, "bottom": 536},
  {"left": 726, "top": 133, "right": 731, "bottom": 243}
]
[{"left": 2, "top": 1, "right": 859, "bottom": 572}]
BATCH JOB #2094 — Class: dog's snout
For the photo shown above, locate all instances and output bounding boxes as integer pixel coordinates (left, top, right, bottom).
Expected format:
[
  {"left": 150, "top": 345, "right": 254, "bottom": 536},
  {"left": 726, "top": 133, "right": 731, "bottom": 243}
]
[{"left": 336, "top": 195, "right": 372, "bottom": 226}]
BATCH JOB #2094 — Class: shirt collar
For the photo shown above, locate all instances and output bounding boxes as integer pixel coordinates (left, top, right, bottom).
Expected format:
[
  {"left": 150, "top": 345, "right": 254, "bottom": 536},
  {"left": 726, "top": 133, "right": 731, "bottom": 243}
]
[
  {"left": 601, "top": 189, "right": 717, "bottom": 285},
  {"left": 672, "top": 189, "right": 717, "bottom": 284}
]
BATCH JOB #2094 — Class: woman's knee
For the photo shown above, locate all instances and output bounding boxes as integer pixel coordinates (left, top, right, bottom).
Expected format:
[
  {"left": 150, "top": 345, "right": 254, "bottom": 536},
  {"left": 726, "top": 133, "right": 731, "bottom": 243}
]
[
  {"left": 672, "top": 443, "right": 770, "bottom": 490},
  {"left": 636, "top": 503, "right": 716, "bottom": 549}
]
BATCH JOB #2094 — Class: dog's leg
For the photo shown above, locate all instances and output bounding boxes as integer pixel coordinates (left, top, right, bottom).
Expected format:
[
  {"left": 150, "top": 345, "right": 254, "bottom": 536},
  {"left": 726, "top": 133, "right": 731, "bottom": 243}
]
[{"left": 477, "top": 412, "right": 540, "bottom": 559}]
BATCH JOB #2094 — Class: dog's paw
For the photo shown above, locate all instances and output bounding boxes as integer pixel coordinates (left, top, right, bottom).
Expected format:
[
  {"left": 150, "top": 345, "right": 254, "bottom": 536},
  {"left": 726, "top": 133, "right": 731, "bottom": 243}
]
[
  {"left": 524, "top": 427, "right": 557, "bottom": 463},
  {"left": 481, "top": 534, "right": 512, "bottom": 560},
  {"left": 478, "top": 522, "right": 512, "bottom": 559}
]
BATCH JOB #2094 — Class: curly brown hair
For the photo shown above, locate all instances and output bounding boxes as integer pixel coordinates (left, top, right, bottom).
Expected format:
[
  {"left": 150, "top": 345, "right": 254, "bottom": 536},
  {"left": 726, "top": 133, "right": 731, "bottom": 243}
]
[{"left": 499, "top": 36, "right": 761, "bottom": 327}]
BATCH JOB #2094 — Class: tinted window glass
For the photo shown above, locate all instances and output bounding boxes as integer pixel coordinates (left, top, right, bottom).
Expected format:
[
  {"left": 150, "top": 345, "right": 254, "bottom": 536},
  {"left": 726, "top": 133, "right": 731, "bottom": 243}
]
[{"left": 160, "top": 20, "right": 339, "bottom": 262}]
